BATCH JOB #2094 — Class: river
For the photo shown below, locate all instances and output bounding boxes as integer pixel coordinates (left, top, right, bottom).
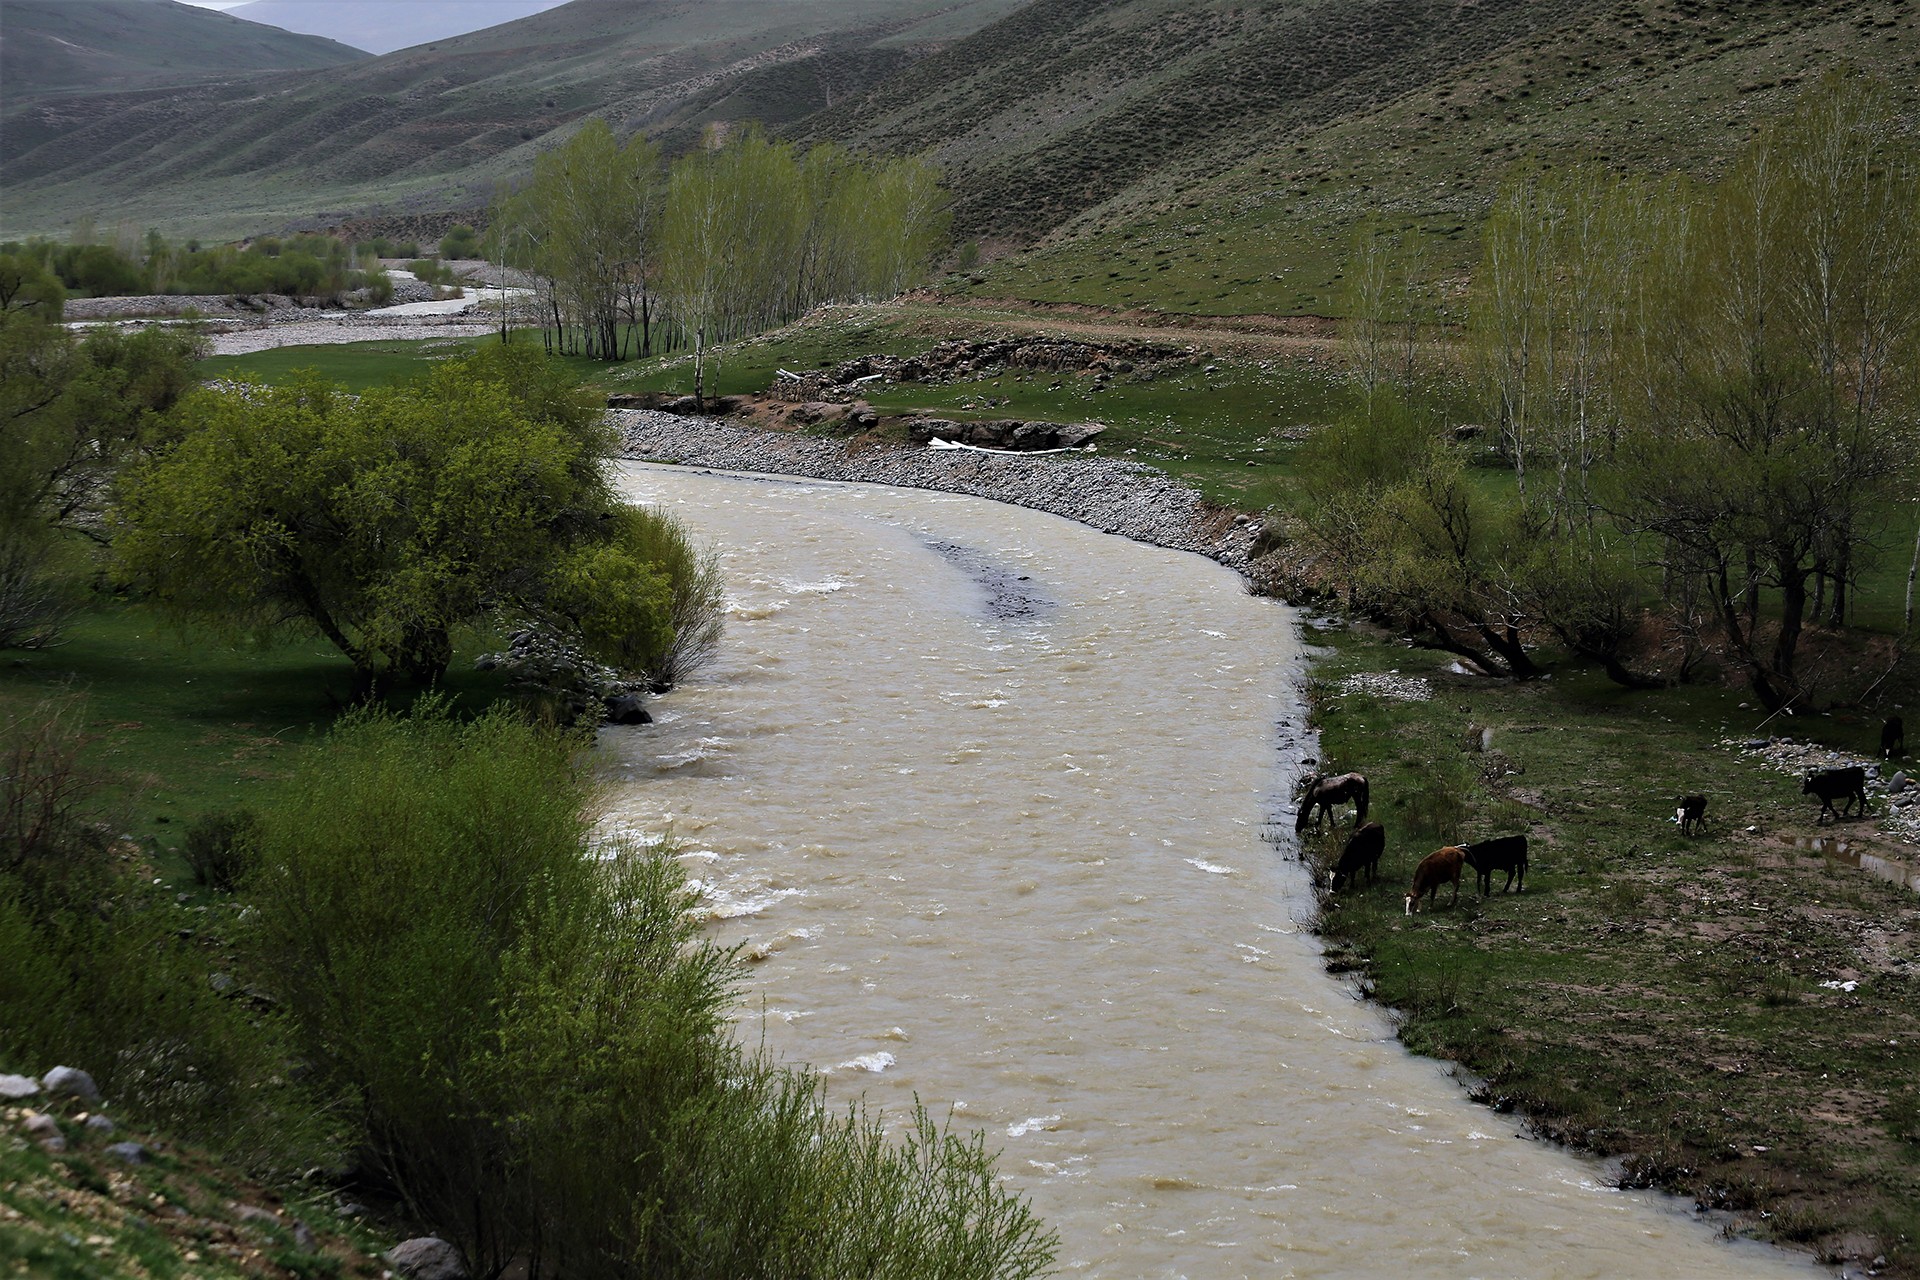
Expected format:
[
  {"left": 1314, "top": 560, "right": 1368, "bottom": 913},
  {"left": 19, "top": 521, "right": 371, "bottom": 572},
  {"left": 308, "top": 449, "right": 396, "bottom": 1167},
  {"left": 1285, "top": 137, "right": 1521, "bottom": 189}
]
[{"left": 600, "top": 462, "right": 1815, "bottom": 1280}]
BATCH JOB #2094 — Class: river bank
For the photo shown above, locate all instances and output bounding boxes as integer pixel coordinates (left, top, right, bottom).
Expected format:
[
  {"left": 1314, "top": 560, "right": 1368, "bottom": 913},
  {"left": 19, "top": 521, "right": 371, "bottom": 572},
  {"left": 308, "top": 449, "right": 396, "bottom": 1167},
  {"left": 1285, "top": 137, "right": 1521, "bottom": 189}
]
[
  {"left": 612, "top": 410, "right": 1262, "bottom": 569},
  {"left": 613, "top": 412, "right": 1918, "bottom": 1278}
]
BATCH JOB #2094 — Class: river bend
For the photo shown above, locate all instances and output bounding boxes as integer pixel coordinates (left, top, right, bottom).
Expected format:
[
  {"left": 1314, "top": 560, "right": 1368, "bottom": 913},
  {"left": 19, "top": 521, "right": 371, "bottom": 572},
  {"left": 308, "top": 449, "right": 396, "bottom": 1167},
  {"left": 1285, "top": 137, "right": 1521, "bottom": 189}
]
[{"left": 601, "top": 463, "right": 1810, "bottom": 1280}]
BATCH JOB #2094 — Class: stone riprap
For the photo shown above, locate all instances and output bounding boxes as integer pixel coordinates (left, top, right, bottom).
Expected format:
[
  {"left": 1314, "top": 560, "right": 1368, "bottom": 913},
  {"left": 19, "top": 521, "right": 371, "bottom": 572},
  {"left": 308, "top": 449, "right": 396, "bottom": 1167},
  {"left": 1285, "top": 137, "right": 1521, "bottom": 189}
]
[{"left": 613, "top": 410, "right": 1261, "bottom": 571}]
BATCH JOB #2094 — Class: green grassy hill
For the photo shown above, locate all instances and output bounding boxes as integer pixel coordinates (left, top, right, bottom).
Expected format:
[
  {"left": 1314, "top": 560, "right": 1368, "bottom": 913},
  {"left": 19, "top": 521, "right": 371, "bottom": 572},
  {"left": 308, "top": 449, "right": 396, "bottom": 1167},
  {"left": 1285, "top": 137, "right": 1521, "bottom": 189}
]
[
  {"left": 4, "top": 0, "right": 1915, "bottom": 319},
  {"left": 0, "top": 0, "right": 366, "bottom": 97},
  {"left": 0, "top": 0, "right": 1025, "bottom": 241},
  {"left": 806, "top": 0, "right": 1920, "bottom": 315}
]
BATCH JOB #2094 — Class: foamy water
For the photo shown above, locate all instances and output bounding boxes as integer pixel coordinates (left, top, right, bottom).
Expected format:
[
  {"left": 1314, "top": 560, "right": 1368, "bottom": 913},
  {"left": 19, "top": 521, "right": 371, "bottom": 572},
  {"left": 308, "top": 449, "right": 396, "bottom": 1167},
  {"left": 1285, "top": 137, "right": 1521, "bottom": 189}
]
[{"left": 599, "top": 463, "right": 1816, "bottom": 1280}]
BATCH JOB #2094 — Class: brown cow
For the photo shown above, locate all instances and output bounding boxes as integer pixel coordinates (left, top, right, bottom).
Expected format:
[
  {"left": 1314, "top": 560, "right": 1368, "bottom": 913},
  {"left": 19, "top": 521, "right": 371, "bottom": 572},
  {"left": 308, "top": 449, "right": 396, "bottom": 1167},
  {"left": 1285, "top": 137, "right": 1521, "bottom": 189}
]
[{"left": 1405, "top": 845, "right": 1467, "bottom": 915}]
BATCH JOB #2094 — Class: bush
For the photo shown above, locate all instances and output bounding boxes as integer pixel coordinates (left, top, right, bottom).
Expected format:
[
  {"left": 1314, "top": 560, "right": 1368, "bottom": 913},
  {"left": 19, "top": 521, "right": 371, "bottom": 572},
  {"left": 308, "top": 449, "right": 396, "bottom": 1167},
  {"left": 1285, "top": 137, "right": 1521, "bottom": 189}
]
[
  {"left": 0, "top": 701, "right": 320, "bottom": 1161},
  {"left": 438, "top": 224, "right": 480, "bottom": 259},
  {"left": 246, "top": 704, "right": 1053, "bottom": 1279},
  {"left": 182, "top": 808, "right": 260, "bottom": 892}
]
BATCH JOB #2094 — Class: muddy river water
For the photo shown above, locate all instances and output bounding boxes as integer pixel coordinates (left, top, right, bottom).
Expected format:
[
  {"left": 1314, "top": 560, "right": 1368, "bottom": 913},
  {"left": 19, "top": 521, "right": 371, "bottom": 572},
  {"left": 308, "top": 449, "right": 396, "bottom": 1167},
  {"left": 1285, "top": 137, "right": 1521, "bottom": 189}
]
[{"left": 601, "top": 463, "right": 1813, "bottom": 1280}]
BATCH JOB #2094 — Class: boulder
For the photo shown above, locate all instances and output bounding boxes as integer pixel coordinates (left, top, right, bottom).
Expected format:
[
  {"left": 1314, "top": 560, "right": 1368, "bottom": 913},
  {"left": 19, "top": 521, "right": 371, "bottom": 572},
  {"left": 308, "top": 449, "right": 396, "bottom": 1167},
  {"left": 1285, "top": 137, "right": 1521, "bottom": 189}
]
[
  {"left": 293, "top": 1220, "right": 318, "bottom": 1253},
  {"left": 603, "top": 694, "right": 652, "bottom": 725},
  {"left": 389, "top": 1236, "right": 469, "bottom": 1280},
  {"left": 42, "top": 1066, "right": 101, "bottom": 1106},
  {"left": 1889, "top": 771, "right": 1910, "bottom": 794},
  {"left": 0, "top": 1074, "right": 39, "bottom": 1101},
  {"left": 84, "top": 1114, "right": 115, "bottom": 1135},
  {"left": 105, "top": 1141, "right": 150, "bottom": 1165}
]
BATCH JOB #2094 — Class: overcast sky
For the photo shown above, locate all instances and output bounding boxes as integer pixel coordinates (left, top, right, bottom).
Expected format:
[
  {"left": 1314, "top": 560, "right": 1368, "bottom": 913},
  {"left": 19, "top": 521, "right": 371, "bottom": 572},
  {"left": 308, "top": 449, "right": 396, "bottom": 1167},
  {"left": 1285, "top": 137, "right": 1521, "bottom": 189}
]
[{"left": 179, "top": 1, "right": 251, "bottom": 9}]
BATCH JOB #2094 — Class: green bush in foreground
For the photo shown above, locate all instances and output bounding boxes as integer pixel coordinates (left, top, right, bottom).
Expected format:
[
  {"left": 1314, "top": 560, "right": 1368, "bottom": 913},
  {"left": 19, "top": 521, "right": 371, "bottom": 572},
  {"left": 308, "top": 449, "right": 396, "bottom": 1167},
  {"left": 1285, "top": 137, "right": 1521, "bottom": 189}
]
[{"left": 245, "top": 705, "right": 1054, "bottom": 1280}]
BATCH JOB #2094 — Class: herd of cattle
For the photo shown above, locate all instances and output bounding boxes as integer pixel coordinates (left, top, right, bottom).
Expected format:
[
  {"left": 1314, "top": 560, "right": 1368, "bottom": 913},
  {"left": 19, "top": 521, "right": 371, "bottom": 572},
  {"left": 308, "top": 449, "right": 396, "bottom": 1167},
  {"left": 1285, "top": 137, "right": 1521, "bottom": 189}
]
[{"left": 1299, "top": 714, "right": 1907, "bottom": 918}]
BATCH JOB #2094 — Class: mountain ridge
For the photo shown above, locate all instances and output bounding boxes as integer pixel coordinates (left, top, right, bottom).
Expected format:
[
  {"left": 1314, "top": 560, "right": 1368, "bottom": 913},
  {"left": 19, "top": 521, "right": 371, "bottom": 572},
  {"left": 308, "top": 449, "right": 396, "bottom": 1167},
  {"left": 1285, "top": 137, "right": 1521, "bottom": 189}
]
[{"left": 0, "top": 0, "right": 367, "bottom": 97}]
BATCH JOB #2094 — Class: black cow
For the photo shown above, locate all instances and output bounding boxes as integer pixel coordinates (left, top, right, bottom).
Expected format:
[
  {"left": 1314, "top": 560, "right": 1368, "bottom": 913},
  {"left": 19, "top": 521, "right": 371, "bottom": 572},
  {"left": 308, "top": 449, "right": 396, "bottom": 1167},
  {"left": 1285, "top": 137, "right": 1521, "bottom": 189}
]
[
  {"left": 1463, "top": 834, "right": 1529, "bottom": 895},
  {"left": 1803, "top": 767, "right": 1868, "bottom": 823},
  {"left": 1676, "top": 794, "right": 1708, "bottom": 837},
  {"left": 1884, "top": 715, "right": 1906, "bottom": 760},
  {"left": 1329, "top": 821, "right": 1386, "bottom": 891},
  {"left": 1295, "top": 772, "right": 1370, "bottom": 833}
]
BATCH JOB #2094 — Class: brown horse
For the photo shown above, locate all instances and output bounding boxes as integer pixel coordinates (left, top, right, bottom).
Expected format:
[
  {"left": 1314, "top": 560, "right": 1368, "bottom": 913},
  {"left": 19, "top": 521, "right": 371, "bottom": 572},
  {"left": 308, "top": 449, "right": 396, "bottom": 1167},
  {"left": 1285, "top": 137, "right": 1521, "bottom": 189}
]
[{"left": 1295, "top": 771, "right": 1370, "bottom": 833}]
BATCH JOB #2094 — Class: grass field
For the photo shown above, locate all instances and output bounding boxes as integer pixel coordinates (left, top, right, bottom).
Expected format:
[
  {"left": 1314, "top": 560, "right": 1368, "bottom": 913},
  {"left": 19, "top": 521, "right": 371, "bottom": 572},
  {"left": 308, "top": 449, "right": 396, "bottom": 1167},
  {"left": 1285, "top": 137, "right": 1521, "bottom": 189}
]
[
  {"left": 0, "top": 600, "right": 511, "bottom": 889},
  {"left": 1303, "top": 623, "right": 1920, "bottom": 1273}
]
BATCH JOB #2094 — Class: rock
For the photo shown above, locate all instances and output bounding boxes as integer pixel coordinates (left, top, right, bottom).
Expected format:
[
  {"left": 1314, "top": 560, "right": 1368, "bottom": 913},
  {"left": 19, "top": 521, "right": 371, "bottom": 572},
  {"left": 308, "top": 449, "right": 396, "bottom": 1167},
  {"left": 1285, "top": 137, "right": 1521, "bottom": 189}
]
[
  {"left": 41, "top": 1066, "right": 100, "bottom": 1106},
  {"left": 233, "top": 1204, "right": 280, "bottom": 1227},
  {"left": 22, "top": 1113, "right": 59, "bottom": 1140},
  {"left": 84, "top": 1114, "right": 115, "bottom": 1135},
  {"left": 603, "top": 693, "right": 652, "bottom": 725},
  {"left": 292, "top": 1220, "right": 318, "bottom": 1253},
  {"left": 0, "top": 1074, "right": 39, "bottom": 1101},
  {"left": 1889, "top": 771, "right": 1910, "bottom": 793},
  {"left": 389, "top": 1236, "right": 469, "bottom": 1280},
  {"left": 105, "top": 1141, "right": 150, "bottom": 1165}
]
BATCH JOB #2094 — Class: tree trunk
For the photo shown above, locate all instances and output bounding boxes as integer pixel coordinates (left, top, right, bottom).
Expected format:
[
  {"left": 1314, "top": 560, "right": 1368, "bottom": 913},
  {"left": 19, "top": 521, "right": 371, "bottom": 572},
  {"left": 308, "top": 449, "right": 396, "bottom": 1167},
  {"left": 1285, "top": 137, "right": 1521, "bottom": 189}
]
[{"left": 693, "top": 325, "right": 706, "bottom": 410}]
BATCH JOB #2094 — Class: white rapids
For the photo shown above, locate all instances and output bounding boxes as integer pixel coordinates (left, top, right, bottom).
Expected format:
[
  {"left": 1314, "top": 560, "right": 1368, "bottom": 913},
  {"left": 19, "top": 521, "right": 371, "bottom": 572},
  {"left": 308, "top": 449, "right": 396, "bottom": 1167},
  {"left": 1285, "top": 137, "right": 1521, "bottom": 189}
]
[{"left": 599, "top": 462, "right": 1816, "bottom": 1280}]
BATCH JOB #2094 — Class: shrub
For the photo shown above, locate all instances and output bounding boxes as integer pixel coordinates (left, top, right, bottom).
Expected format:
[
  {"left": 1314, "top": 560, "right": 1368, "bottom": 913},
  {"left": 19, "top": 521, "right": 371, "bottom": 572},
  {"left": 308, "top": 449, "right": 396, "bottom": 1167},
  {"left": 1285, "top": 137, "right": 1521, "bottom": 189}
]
[
  {"left": 437, "top": 225, "right": 480, "bottom": 259},
  {"left": 0, "top": 701, "right": 320, "bottom": 1160},
  {"left": 246, "top": 704, "right": 1053, "bottom": 1279},
  {"left": 182, "top": 808, "right": 260, "bottom": 892}
]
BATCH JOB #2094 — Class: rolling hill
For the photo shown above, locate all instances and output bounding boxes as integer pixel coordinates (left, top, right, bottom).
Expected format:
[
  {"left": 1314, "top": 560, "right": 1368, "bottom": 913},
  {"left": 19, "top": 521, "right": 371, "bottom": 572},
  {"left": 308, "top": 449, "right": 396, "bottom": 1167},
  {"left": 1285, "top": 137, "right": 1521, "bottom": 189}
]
[
  {"left": 802, "top": 0, "right": 1920, "bottom": 314},
  {"left": 3, "top": 0, "right": 1915, "bottom": 322},
  {"left": 0, "top": 0, "right": 1027, "bottom": 241},
  {"left": 223, "top": 0, "right": 573, "bottom": 57},
  {"left": 0, "top": 0, "right": 366, "bottom": 97}
]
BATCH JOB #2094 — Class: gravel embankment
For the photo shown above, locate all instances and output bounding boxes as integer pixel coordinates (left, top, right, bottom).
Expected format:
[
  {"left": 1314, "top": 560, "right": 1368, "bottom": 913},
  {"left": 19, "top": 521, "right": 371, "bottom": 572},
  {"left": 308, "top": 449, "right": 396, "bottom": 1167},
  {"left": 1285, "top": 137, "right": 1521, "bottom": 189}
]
[{"left": 613, "top": 410, "right": 1262, "bottom": 570}]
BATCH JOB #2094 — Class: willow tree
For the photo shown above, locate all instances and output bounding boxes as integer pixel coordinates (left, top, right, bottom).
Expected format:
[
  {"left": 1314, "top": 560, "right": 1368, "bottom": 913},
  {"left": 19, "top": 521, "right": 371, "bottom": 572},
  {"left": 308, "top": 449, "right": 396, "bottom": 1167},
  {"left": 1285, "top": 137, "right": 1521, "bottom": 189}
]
[{"left": 495, "top": 118, "right": 661, "bottom": 359}]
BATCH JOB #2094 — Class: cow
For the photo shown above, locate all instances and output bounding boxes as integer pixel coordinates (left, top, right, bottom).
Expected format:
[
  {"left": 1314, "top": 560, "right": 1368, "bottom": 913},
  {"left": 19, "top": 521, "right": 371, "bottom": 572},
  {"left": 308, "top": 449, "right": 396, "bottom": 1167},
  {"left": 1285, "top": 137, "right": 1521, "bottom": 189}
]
[
  {"left": 1328, "top": 821, "right": 1386, "bottom": 891},
  {"left": 1295, "top": 771, "right": 1370, "bottom": 833},
  {"left": 1405, "top": 845, "right": 1467, "bottom": 915},
  {"left": 1463, "top": 834, "right": 1528, "bottom": 895},
  {"left": 1803, "top": 766, "right": 1868, "bottom": 823},
  {"left": 1885, "top": 715, "right": 1906, "bottom": 761},
  {"left": 1676, "top": 794, "right": 1708, "bottom": 837}
]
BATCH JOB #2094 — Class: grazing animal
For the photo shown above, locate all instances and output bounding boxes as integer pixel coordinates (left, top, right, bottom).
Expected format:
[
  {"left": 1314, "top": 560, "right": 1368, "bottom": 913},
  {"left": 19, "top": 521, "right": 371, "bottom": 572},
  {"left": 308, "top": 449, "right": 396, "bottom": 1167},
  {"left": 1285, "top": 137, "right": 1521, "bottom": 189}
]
[
  {"left": 1329, "top": 821, "right": 1386, "bottom": 891},
  {"left": 1676, "top": 794, "right": 1708, "bottom": 837},
  {"left": 1405, "top": 845, "right": 1467, "bottom": 915},
  {"left": 1803, "top": 766, "right": 1868, "bottom": 823},
  {"left": 1885, "top": 715, "right": 1906, "bottom": 760},
  {"left": 1463, "top": 834, "right": 1528, "bottom": 895},
  {"left": 1295, "top": 771, "right": 1370, "bottom": 833}
]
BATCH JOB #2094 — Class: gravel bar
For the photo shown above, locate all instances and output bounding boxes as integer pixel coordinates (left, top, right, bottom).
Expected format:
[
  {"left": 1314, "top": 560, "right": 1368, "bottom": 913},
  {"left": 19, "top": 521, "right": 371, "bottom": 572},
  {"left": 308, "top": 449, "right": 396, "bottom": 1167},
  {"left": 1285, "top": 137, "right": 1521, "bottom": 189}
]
[{"left": 613, "top": 409, "right": 1262, "bottom": 571}]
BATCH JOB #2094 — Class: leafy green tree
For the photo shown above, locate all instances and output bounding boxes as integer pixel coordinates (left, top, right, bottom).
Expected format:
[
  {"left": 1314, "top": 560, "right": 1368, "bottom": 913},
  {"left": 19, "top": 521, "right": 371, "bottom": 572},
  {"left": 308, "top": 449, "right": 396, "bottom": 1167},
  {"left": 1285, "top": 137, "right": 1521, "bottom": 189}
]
[
  {"left": 114, "top": 347, "right": 691, "bottom": 696},
  {"left": 1608, "top": 70, "right": 1920, "bottom": 707},
  {"left": 1, "top": 312, "right": 204, "bottom": 645},
  {"left": 0, "top": 254, "right": 65, "bottom": 318},
  {"left": 495, "top": 118, "right": 660, "bottom": 359}
]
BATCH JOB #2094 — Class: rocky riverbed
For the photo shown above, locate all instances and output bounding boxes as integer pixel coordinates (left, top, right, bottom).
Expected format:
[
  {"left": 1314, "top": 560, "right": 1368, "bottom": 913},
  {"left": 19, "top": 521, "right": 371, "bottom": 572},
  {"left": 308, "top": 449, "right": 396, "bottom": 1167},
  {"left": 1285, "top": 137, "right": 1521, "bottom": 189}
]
[{"left": 612, "top": 409, "right": 1263, "bottom": 571}]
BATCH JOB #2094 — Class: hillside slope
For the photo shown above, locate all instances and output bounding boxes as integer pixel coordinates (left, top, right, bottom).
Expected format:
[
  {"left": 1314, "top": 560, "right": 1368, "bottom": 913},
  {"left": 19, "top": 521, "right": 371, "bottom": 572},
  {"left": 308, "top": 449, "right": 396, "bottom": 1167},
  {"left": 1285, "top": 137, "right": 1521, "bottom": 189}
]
[
  {"left": 0, "top": 0, "right": 1025, "bottom": 240},
  {"left": 226, "top": 0, "right": 571, "bottom": 56},
  {"left": 806, "top": 0, "right": 1920, "bottom": 314},
  {"left": 0, "top": 0, "right": 366, "bottom": 97}
]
